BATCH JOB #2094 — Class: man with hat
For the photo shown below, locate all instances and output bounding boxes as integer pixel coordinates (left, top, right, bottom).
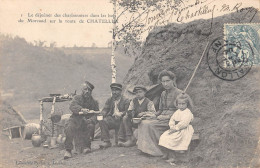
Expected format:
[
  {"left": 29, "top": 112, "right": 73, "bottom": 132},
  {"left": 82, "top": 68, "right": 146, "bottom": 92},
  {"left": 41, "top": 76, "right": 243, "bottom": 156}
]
[
  {"left": 99, "top": 83, "right": 130, "bottom": 148},
  {"left": 64, "top": 81, "right": 99, "bottom": 159},
  {"left": 119, "top": 85, "right": 156, "bottom": 147}
]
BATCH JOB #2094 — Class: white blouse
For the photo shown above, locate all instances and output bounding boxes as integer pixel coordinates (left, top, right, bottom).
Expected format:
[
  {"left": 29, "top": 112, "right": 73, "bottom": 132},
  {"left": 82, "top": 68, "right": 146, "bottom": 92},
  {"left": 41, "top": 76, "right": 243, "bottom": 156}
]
[{"left": 169, "top": 108, "right": 193, "bottom": 131}]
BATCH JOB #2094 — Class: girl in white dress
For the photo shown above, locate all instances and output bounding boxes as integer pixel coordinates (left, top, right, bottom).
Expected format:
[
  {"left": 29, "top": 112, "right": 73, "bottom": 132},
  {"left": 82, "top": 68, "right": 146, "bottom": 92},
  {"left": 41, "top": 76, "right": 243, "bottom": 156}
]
[{"left": 159, "top": 92, "right": 194, "bottom": 164}]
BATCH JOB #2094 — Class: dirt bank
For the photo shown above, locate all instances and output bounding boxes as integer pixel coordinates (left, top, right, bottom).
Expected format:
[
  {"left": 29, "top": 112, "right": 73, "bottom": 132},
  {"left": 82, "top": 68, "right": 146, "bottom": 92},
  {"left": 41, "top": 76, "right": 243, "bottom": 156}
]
[{"left": 123, "top": 10, "right": 260, "bottom": 168}]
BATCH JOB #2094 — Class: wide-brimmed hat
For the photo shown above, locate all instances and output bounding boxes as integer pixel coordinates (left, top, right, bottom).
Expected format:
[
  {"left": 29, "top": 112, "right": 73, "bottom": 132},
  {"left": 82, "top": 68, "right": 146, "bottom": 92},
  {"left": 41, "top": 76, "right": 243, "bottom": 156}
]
[
  {"left": 110, "top": 83, "right": 122, "bottom": 90},
  {"left": 133, "top": 85, "right": 147, "bottom": 93},
  {"left": 83, "top": 81, "right": 95, "bottom": 90}
]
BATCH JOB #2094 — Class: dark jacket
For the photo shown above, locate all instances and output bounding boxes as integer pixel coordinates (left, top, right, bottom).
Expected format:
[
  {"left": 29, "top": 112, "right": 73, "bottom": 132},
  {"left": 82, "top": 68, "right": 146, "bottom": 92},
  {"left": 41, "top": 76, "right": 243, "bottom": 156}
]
[
  {"left": 101, "top": 96, "right": 130, "bottom": 117},
  {"left": 69, "top": 95, "right": 99, "bottom": 116}
]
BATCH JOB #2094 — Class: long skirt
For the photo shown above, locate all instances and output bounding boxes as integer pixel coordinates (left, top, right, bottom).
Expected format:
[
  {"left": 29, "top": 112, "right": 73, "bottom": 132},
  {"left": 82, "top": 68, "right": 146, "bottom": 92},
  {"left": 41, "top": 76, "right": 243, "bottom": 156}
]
[{"left": 137, "top": 119, "right": 169, "bottom": 156}]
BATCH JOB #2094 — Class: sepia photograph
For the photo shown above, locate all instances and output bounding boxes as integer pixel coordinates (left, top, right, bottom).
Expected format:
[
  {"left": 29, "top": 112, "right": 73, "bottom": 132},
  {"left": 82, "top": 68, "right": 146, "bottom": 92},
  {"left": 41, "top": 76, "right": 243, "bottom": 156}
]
[{"left": 0, "top": 0, "right": 259, "bottom": 167}]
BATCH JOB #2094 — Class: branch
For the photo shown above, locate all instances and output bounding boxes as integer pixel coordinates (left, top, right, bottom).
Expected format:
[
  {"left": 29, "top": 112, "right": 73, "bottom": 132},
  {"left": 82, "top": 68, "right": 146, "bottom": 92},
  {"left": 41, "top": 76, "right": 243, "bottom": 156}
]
[
  {"left": 115, "top": 8, "right": 149, "bottom": 37},
  {"left": 116, "top": 5, "right": 130, "bottom": 22}
]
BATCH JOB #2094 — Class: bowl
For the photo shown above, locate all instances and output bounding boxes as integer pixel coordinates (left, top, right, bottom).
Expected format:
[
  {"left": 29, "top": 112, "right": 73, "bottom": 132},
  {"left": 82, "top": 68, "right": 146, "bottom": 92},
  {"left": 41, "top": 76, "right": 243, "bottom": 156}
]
[
  {"left": 132, "top": 118, "right": 142, "bottom": 124},
  {"left": 97, "top": 115, "right": 103, "bottom": 121},
  {"left": 50, "top": 94, "right": 61, "bottom": 97}
]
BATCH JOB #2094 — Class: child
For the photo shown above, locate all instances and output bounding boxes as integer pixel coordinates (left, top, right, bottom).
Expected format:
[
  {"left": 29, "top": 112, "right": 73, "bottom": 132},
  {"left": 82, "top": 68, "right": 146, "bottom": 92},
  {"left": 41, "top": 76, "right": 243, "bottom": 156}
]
[
  {"left": 119, "top": 85, "right": 156, "bottom": 147},
  {"left": 128, "top": 85, "right": 156, "bottom": 119},
  {"left": 159, "top": 92, "right": 194, "bottom": 164}
]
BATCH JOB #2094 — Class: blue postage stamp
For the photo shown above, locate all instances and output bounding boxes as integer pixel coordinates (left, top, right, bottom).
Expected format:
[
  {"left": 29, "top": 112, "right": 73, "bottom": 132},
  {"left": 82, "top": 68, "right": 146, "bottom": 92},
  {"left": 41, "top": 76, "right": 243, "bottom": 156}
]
[{"left": 224, "top": 23, "right": 260, "bottom": 66}]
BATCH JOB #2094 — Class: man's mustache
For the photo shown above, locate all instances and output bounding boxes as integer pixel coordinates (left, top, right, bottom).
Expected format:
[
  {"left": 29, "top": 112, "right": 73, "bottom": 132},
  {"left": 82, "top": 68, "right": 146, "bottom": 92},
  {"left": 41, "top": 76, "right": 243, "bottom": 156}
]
[{"left": 112, "top": 93, "right": 119, "bottom": 97}]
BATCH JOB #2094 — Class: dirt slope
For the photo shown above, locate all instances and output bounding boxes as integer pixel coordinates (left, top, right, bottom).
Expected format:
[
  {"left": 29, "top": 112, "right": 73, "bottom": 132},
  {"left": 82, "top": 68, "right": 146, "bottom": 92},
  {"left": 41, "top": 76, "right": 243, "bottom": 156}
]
[{"left": 123, "top": 10, "right": 260, "bottom": 167}]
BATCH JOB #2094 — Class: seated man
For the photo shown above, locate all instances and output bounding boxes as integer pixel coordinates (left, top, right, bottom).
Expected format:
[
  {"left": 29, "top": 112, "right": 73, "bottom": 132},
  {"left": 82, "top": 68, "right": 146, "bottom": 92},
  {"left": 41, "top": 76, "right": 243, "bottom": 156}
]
[
  {"left": 99, "top": 83, "right": 130, "bottom": 148},
  {"left": 119, "top": 85, "right": 156, "bottom": 147},
  {"left": 64, "top": 81, "right": 99, "bottom": 159}
]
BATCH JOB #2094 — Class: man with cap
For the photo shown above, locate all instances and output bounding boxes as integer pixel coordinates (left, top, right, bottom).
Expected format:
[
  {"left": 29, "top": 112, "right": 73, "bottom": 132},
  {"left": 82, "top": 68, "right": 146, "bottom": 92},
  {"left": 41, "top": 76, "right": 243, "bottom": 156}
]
[
  {"left": 99, "top": 83, "right": 130, "bottom": 148},
  {"left": 119, "top": 85, "right": 156, "bottom": 147},
  {"left": 64, "top": 81, "right": 99, "bottom": 159}
]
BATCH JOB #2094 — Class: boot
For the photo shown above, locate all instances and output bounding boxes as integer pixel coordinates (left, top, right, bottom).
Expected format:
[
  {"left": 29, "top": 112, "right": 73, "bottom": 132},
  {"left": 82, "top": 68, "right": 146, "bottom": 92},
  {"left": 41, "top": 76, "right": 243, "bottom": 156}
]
[
  {"left": 161, "top": 153, "right": 169, "bottom": 160},
  {"left": 64, "top": 150, "right": 72, "bottom": 160},
  {"left": 117, "top": 137, "right": 125, "bottom": 147},
  {"left": 99, "top": 141, "right": 112, "bottom": 149},
  {"left": 118, "top": 140, "right": 124, "bottom": 147},
  {"left": 83, "top": 147, "right": 91, "bottom": 154},
  {"left": 166, "top": 151, "right": 177, "bottom": 163},
  {"left": 160, "top": 147, "right": 169, "bottom": 160},
  {"left": 122, "top": 136, "right": 135, "bottom": 147},
  {"left": 175, "top": 151, "right": 188, "bottom": 163}
]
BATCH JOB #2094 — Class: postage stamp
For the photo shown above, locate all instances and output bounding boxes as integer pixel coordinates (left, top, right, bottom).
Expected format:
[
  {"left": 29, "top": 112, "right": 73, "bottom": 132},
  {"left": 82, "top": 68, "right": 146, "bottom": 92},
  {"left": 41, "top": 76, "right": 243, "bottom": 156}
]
[
  {"left": 207, "top": 23, "right": 260, "bottom": 81},
  {"left": 224, "top": 23, "right": 260, "bottom": 65},
  {"left": 206, "top": 36, "right": 253, "bottom": 81}
]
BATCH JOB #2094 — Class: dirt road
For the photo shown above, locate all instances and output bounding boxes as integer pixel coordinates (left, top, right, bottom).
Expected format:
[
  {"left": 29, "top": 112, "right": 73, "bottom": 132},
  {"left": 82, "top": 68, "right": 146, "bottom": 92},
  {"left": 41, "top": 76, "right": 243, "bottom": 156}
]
[{"left": 0, "top": 135, "right": 188, "bottom": 168}]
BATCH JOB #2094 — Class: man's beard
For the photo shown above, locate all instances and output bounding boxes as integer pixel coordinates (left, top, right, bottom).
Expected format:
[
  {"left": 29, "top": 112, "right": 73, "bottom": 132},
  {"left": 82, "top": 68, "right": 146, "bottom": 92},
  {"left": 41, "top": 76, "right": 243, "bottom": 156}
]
[
  {"left": 137, "top": 97, "right": 144, "bottom": 100},
  {"left": 83, "top": 93, "right": 91, "bottom": 98},
  {"left": 112, "top": 94, "right": 120, "bottom": 99}
]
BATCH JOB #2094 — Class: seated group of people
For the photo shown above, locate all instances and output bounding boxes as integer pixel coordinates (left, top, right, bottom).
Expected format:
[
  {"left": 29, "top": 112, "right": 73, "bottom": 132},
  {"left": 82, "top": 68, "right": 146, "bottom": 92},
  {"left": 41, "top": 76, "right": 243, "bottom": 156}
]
[{"left": 63, "top": 70, "right": 194, "bottom": 165}]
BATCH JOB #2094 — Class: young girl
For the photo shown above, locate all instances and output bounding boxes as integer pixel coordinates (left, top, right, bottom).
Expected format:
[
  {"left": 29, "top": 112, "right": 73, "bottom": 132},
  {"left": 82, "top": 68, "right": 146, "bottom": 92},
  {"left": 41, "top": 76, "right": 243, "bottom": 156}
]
[{"left": 159, "top": 92, "right": 194, "bottom": 164}]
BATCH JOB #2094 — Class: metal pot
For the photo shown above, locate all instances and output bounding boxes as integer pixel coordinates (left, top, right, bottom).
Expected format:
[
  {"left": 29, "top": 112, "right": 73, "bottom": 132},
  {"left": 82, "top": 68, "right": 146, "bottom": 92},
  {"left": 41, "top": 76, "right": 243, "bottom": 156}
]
[
  {"left": 50, "top": 113, "right": 61, "bottom": 123},
  {"left": 31, "top": 133, "right": 42, "bottom": 147},
  {"left": 57, "top": 134, "right": 63, "bottom": 144}
]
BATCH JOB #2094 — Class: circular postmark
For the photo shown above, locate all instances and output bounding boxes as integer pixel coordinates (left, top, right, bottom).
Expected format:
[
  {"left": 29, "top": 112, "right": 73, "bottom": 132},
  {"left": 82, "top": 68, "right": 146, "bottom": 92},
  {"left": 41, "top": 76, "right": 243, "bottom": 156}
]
[{"left": 206, "top": 37, "right": 253, "bottom": 81}]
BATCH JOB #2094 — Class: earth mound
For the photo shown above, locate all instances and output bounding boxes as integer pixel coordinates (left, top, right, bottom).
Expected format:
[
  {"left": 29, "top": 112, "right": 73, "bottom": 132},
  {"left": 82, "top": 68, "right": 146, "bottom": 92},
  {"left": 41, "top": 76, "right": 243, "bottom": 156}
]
[
  {"left": 123, "top": 10, "right": 260, "bottom": 167},
  {"left": 0, "top": 101, "right": 26, "bottom": 130}
]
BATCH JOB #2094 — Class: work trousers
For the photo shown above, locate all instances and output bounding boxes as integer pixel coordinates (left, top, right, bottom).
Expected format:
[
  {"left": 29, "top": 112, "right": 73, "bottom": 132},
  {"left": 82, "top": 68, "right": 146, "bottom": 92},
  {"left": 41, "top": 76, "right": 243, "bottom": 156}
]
[
  {"left": 99, "top": 115, "right": 133, "bottom": 142},
  {"left": 64, "top": 115, "right": 95, "bottom": 150}
]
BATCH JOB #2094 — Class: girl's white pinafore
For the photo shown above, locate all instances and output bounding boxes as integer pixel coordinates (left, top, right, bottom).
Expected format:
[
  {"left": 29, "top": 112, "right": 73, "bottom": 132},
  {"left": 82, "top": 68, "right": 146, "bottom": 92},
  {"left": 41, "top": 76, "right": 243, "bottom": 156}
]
[{"left": 159, "top": 108, "right": 194, "bottom": 151}]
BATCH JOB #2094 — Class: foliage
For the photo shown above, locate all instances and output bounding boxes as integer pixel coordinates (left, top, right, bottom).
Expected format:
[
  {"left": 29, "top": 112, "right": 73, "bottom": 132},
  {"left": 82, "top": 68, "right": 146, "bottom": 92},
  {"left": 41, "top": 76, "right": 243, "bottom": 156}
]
[{"left": 113, "top": 0, "right": 187, "bottom": 57}]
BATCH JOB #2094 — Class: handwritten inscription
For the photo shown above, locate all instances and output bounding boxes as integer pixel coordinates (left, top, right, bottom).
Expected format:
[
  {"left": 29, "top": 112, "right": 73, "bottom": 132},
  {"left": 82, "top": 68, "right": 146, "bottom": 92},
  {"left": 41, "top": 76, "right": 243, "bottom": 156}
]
[{"left": 118, "top": 0, "right": 258, "bottom": 43}]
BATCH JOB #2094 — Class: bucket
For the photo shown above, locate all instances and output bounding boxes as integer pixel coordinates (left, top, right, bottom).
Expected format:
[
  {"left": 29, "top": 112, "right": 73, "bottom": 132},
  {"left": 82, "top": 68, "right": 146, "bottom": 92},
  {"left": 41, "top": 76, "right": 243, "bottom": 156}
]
[
  {"left": 50, "top": 137, "right": 57, "bottom": 148},
  {"left": 23, "top": 123, "right": 40, "bottom": 139}
]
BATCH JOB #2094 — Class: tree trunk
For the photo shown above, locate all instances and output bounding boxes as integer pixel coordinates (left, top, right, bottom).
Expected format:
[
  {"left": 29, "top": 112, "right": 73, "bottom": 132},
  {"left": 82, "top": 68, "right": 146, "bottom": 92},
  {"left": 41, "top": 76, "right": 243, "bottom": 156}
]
[{"left": 111, "top": 0, "right": 117, "bottom": 83}]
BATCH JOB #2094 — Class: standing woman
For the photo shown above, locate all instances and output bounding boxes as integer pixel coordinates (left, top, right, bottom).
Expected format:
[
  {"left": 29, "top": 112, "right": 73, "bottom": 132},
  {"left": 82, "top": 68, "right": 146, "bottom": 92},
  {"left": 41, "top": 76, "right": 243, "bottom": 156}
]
[{"left": 137, "top": 70, "right": 183, "bottom": 156}]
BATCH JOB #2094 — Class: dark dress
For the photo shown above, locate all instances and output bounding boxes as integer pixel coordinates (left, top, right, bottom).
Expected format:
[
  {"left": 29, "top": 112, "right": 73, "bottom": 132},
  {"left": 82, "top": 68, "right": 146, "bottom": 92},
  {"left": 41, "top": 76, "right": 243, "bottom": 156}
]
[{"left": 137, "top": 87, "right": 182, "bottom": 156}]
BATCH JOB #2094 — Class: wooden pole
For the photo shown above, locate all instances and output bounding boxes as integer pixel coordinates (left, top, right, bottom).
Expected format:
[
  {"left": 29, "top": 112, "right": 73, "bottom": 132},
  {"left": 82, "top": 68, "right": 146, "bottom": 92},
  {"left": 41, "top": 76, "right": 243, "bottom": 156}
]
[
  {"left": 51, "top": 96, "right": 56, "bottom": 137},
  {"left": 50, "top": 96, "right": 56, "bottom": 115},
  {"left": 39, "top": 101, "right": 43, "bottom": 136},
  {"left": 184, "top": 41, "right": 210, "bottom": 92}
]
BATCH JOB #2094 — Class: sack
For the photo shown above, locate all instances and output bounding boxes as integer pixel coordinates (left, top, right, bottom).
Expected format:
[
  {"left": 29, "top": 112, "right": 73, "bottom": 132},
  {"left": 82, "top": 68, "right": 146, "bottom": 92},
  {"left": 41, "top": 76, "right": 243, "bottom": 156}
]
[{"left": 23, "top": 123, "right": 40, "bottom": 139}]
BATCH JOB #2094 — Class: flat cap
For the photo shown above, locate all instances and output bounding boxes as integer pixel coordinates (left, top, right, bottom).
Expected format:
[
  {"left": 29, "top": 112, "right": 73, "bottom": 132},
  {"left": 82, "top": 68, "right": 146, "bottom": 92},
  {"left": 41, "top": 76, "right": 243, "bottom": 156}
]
[
  {"left": 83, "top": 81, "right": 95, "bottom": 90},
  {"left": 133, "top": 85, "right": 147, "bottom": 93},
  {"left": 110, "top": 83, "right": 122, "bottom": 90}
]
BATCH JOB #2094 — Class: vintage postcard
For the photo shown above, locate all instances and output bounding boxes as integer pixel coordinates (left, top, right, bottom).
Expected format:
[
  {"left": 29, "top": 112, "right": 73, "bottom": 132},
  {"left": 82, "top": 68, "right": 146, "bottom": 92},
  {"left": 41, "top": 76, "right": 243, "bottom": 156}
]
[{"left": 0, "top": 0, "right": 259, "bottom": 167}]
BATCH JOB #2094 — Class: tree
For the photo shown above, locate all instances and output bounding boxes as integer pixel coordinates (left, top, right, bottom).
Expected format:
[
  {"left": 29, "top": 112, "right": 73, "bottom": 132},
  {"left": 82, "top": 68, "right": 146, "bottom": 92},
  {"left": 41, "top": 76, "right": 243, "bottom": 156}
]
[
  {"left": 91, "top": 43, "right": 97, "bottom": 48},
  {"left": 50, "top": 41, "right": 57, "bottom": 48},
  {"left": 109, "top": 0, "right": 184, "bottom": 83},
  {"left": 114, "top": 0, "right": 186, "bottom": 55},
  {"left": 38, "top": 40, "right": 46, "bottom": 47},
  {"left": 111, "top": 0, "right": 117, "bottom": 83},
  {"left": 34, "top": 40, "right": 46, "bottom": 47}
]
